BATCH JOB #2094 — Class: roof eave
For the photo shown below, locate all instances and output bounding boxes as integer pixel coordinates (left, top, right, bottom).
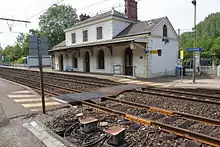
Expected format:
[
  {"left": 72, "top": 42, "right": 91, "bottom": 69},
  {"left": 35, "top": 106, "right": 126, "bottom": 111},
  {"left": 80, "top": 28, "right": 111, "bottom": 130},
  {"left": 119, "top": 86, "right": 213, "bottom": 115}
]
[{"left": 115, "top": 32, "right": 151, "bottom": 39}]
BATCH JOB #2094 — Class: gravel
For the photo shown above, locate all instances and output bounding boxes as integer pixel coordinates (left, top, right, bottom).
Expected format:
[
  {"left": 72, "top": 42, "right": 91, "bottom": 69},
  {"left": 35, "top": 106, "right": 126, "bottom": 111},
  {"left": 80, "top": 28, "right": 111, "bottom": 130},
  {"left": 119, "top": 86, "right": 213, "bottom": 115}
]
[
  {"left": 120, "top": 92, "right": 220, "bottom": 119},
  {"left": 0, "top": 117, "right": 43, "bottom": 147}
]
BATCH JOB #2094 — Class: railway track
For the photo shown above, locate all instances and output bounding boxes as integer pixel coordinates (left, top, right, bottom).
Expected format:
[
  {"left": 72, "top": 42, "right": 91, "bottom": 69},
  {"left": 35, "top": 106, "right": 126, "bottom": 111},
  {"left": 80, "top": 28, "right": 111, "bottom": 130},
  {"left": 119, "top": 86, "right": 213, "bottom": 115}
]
[
  {"left": 135, "top": 88, "right": 220, "bottom": 105},
  {"left": 0, "top": 67, "right": 118, "bottom": 86},
  {"left": 1, "top": 67, "right": 220, "bottom": 146}
]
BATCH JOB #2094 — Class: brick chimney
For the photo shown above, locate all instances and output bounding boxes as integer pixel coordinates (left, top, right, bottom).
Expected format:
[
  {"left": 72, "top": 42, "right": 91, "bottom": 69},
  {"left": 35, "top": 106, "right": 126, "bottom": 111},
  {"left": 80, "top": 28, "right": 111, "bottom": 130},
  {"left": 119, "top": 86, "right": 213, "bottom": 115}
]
[
  {"left": 124, "top": 0, "right": 138, "bottom": 20},
  {"left": 79, "top": 14, "right": 91, "bottom": 21}
]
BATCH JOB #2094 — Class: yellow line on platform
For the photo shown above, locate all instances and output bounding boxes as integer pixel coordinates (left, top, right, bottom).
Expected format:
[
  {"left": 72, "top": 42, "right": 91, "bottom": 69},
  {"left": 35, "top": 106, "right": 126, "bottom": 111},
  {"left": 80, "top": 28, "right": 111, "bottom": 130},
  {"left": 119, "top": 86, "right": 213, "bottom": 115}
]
[
  {"left": 14, "top": 98, "right": 48, "bottom": 102},
  {"left": 21, "top": 102, "right": 61, "bottom": 108},
  {"left": 11, "top": 91, "right": 31, "bottom": 94},
  {"left": 150, "top": 83, "right": 164, "bottom": 86},
  {"left": 30, "top": 109, "right": 41, "bottom": 112},
  {"left": 118, "top": 79, "right": 132, "bottom": 82},
  {"left": 8, "top": 95, "right": 38, "bottom": 98},
  {"left": 136, "top": 82, "right": 154, "bottom": 85},
  {"left": 125, "top": 80, "right": 142, "bottom": 84}
]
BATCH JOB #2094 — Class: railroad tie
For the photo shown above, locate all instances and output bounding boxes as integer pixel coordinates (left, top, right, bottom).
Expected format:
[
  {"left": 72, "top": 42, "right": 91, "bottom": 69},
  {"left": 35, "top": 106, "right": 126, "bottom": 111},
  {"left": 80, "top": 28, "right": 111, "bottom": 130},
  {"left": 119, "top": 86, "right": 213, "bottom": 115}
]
[{"left": 199, "top": 125, "right": 215, "bottom": 135}]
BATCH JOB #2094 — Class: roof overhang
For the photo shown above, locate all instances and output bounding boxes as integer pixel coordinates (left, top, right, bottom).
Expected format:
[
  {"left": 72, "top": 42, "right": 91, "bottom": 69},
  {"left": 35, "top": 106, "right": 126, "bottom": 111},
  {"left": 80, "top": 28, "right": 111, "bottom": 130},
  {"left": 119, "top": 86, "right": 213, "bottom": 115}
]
[{"left": 49, "top": 35, "right": 148, "bottom": 52}]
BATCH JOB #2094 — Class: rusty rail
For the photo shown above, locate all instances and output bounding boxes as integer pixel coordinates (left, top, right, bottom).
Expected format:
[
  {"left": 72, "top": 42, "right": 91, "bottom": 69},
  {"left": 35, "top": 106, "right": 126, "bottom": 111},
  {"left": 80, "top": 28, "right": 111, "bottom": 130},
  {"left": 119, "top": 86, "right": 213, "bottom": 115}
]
[
  {"left": 81, "top": 101, "right": 220, "bottom": 147},
  {"left": 103, "top": 97, "right": 220, "bottom": 126},
  {"left": 144, "top": 87, "right": 220, "bottom": 100},
  {"left": 0, "top": 72, "right": 82, "bottom": 93},
  {"left": 135, "top": 90, "right": 220, "bottom": 105}
]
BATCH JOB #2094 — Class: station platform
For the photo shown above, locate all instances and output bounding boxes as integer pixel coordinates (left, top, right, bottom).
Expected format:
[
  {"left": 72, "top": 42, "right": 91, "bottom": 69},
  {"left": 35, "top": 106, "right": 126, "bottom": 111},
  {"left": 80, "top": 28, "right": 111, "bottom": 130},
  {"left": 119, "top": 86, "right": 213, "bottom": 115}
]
[{"left": 1, "top": 65, "right": 220, "bottom": 90}]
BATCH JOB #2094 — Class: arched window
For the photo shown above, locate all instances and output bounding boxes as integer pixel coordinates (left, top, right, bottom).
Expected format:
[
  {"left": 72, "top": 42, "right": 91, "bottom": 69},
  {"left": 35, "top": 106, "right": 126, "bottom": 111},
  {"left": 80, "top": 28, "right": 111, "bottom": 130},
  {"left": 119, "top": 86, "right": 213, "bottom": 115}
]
[
  {"left": 163, "top": 25, "right": 168, "bottom": 37},
  {"left": 72, "top": 56, "right": 78, "bottom": 68},
  {"left": 98, "top": 50, "right": 105, "bottom": 69}
]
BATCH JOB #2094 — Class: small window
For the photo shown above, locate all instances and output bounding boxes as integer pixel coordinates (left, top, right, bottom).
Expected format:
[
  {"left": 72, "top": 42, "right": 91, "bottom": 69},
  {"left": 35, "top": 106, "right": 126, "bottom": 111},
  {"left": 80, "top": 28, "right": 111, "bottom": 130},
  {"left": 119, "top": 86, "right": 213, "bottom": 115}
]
[
  {"left": 98, "top": 50, "right": 104, "bottom": 69},
  {"left": 72, "top": 56, "right": 78, "bottom": 68},
  {"left": 83, "top": 30, "right": 88, "bottom": 42},
  {"left": 163, "top": 25, "right": 168, "bottom": 37},
  {"left": 158, "top": 49, "right": 162, "bottom": 56},
  {"left": 97, "top": 26, "right": 103, "bottom": 40},
  {"left": 71, "top": 33, "right": 76, "bottom": 44}
]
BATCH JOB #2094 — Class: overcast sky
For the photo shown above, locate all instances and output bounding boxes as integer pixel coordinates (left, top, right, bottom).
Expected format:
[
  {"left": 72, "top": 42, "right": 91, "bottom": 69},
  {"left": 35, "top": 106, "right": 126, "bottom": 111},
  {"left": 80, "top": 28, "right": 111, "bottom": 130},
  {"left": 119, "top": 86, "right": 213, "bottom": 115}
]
[{"left": 0, "top": 0, "right": 219, "bottom": 48}]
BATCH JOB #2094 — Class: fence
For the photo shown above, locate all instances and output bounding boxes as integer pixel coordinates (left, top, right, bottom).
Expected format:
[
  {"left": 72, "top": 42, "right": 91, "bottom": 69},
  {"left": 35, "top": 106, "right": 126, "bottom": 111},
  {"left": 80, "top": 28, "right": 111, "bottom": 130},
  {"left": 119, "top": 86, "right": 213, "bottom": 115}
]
[
  {"left": 113, "top": 65, "right": 137, "bottom": 77},
  {"left": 200, "top": 66, "right": 217, "bottom": 76}
]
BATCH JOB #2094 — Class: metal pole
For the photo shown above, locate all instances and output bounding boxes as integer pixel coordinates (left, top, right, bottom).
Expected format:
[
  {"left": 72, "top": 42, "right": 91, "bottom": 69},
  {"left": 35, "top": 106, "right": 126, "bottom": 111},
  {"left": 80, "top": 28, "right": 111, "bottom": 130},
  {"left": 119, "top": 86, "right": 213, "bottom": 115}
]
[
  {"left": 37, "top": 37, "right": 46, "bottom": 114},
  {"left": 192, "top": 0, "right": 197, "bottom": 83},
  {"left": 178, "top": 29, "right": 184, "bottom": 82}
]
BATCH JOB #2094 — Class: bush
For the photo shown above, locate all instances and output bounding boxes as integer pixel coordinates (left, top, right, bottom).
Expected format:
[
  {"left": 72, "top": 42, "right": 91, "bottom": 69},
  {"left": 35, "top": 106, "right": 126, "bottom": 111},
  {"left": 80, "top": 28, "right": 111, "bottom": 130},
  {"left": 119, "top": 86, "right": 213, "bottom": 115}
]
[{"left": 14, "top": 57, "right": 24, "bottom": 64}]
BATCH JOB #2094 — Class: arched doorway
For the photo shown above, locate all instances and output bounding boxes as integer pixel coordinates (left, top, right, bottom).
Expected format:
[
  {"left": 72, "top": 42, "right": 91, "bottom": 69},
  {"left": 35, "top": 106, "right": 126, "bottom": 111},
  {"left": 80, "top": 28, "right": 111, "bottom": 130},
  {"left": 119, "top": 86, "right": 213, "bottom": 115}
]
[
  {"left": 124, "top": 48, "right": 133, "bottom": 76},
  {"left": 85, "top": 51, "right": 90, "bottom": 72},
  {"left": 60, "top": 54, "right": 63, "bottom": 71}
]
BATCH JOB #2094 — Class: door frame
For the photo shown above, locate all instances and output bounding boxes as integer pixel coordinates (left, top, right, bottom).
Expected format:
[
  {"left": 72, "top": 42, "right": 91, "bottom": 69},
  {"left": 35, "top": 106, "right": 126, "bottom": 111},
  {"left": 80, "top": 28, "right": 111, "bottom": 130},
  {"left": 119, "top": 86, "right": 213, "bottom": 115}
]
[
  {"left": 124, "top": 47, "right": 133, "bottom": 76},
  {"left": 84, "top": 51, "right": 90, "bottom": 72},
  {"left": 60, "top": 54, "right": 63, "bottom": 71}
]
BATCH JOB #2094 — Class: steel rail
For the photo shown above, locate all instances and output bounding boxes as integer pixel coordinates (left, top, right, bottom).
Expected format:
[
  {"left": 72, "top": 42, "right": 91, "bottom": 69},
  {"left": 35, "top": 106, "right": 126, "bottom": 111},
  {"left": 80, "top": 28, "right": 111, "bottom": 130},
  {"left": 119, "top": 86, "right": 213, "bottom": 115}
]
[
  {"left": 103, "top": 97, "right": 220, "bottom": 126},
  {"left": 0, "top": 68, "right": 115, "bottom": 86},
  {"left": 0, "top": 72, "right": 82, "bottom": 93},
  {"left": 81, "top": 101, "right": 220, "bottom": 147},
  {"left": 2, "top": 71, "right": 220, "bottom": 126},
  {"left": 0, "top": 67, "right": 117, "bottom": 86},
  {"left": 135, "top": 90, "right": 220, "bottom": 105},
  {"left": 0, "top": 74, "right": 60, "bottom": 96},
  {"left": 1, "top": 71, "right": 220, "bottom": 146},
  {"left": 144, "top": 87, "right": 220, "bottom": 100}
]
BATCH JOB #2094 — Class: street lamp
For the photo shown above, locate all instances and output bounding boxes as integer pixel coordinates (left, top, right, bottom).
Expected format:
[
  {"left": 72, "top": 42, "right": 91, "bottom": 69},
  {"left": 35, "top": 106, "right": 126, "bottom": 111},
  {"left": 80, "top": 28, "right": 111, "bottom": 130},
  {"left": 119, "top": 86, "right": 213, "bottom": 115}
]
[{"left": 192, "top": 0, "right": 197, "bottom": 83}]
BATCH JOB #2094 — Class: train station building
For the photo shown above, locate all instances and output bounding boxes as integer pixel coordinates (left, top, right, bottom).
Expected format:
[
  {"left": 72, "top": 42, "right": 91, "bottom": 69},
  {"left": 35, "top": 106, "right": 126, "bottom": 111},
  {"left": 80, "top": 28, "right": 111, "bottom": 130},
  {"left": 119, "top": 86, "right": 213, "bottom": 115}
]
[{"left": 50, "top": 0, "right": 179, "bottom": 78}]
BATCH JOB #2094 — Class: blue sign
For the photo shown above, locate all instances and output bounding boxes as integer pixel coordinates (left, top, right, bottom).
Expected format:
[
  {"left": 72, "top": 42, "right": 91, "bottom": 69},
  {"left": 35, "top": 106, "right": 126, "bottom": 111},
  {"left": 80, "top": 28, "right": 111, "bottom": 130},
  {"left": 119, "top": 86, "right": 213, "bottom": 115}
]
[
  {"left": 144, "top": 49, "right": 149, "bottom": 54},
  {"left": 187, "top": 48, "right": 202, "bottom": 52}
]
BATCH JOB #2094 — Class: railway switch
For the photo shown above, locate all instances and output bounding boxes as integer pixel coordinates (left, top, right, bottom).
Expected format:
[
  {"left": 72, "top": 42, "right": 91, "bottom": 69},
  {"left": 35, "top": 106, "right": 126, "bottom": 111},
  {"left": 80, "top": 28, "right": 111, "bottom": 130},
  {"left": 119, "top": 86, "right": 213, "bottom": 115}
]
[
  {"left": 79, "top": 117, "right": 98, "bottom": 133},
  {"left": 105, "top": 126, "right": 125, "bottom": 146}
]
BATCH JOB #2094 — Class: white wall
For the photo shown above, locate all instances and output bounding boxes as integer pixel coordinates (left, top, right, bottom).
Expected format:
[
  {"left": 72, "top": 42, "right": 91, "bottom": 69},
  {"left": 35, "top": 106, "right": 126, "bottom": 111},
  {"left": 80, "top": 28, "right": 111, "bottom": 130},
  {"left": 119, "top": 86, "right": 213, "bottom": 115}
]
[
  {"left": 151, "top": 18, "right": 178, "bottom": 40},
  {"left": 112, "top": 19, "right": 130, "bottom": 37},
  {"left": 133, "top": 48, "right": 147, "bottom": 77},
  {"left": 66, "top": 20, "right": 113, "bottom": 46},
  {"left": 147, "top": 37, "right": 179, "bottom": 78},
  {"left": 54, "top": 53, "right": 60, "bottom": 70}
]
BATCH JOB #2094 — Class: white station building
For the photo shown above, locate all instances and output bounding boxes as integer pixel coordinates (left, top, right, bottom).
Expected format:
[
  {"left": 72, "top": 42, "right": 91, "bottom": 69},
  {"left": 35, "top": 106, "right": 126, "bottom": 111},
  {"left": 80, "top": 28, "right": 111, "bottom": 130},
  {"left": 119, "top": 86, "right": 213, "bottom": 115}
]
[{"left": 50, "top": 0, "right": 179, "bottom": 78}]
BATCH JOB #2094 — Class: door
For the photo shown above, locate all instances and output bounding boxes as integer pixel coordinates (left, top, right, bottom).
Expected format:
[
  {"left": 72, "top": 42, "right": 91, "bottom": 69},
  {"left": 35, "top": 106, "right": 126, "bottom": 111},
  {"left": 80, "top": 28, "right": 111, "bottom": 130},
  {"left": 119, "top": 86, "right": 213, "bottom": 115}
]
[
  {"left": 124, "top": 48, "right": 133, "bottom": 76},
  {"left": 60, "top": 54, "right": 63, "bottom": 71},
  {"left": 85, "top": 51, "right": 90, "bottom": 72}
]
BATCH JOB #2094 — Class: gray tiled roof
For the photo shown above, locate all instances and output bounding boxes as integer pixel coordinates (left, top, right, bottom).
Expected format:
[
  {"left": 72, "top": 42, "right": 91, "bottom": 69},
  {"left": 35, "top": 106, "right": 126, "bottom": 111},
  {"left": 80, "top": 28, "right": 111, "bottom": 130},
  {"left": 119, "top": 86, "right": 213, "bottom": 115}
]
[
  {"left": 54, "top": 40, "right": 66, "bottom": 48},
  {"left": 115, "top": 17, "right": 166, "bottom": 38},
  {"left": 52, "top": 16, "right": 166, "bottom": 51},
  {"left": 70, "top": 10, "right": 132, "bottom": 28}
]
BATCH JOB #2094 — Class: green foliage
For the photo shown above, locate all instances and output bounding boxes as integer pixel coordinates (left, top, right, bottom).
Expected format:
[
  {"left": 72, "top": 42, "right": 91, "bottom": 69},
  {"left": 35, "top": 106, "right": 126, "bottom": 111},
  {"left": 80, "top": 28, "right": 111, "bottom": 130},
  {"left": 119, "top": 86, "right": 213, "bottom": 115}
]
[
  {"left": 39, "top": 4, "right": 78, "bottom": 49},
  {"left": 14, "top": 56, "right": 24, "bottom": 64},
  {"left": 181, "top": 12, "right": 220, "bottom": 65},
  {"left": 2, "top": 29, "right": 41, "bottom": 63},
  {"left": 2, "top": 4, "right": 78, "bottom": 63}
]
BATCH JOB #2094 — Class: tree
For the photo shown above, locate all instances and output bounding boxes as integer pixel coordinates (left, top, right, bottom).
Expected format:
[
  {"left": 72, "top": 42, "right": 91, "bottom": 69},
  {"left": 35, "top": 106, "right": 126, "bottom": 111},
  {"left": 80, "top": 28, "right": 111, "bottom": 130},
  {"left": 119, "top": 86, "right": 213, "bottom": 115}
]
[
  {"left": 181, "top": 12, "right": 220, "bottom": 65},
  {"left": 39, "top": 4, "right": 78, "bottom": 48}
]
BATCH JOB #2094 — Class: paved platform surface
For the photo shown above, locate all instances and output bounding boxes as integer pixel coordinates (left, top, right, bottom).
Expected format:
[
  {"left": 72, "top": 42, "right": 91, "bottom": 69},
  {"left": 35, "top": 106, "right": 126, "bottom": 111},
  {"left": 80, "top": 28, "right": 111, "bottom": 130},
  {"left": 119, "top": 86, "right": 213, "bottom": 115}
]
[{"left": 0, "top": 78, "right": 66, "bottom": 118}]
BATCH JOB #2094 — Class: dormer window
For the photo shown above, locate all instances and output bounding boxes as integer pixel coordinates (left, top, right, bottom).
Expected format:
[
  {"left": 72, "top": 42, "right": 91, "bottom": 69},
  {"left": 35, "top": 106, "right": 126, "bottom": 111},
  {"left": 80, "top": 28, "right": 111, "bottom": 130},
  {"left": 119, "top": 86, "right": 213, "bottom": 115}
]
[
  {"left": 163, "top": 25, "right": 168, "bottom": 37},
  {"left": 83, "top": 30, "right": 88, "bottom": 42}
]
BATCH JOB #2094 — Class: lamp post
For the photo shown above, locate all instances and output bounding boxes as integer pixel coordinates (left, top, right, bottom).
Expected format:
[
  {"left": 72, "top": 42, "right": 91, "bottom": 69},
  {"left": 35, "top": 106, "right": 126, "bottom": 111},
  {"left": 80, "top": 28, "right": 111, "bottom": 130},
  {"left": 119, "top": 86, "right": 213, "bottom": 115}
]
[{"left": 192, "top": 0, "right": 197, "bottom": 83}]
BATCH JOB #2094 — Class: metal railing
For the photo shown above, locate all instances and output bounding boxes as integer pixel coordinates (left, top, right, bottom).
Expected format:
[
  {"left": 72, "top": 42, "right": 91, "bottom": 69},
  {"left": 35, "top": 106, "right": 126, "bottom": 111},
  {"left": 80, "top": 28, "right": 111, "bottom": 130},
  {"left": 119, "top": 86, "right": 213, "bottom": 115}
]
[{"left": 113, "top": 65, "right": 136, "bottom": 77}]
